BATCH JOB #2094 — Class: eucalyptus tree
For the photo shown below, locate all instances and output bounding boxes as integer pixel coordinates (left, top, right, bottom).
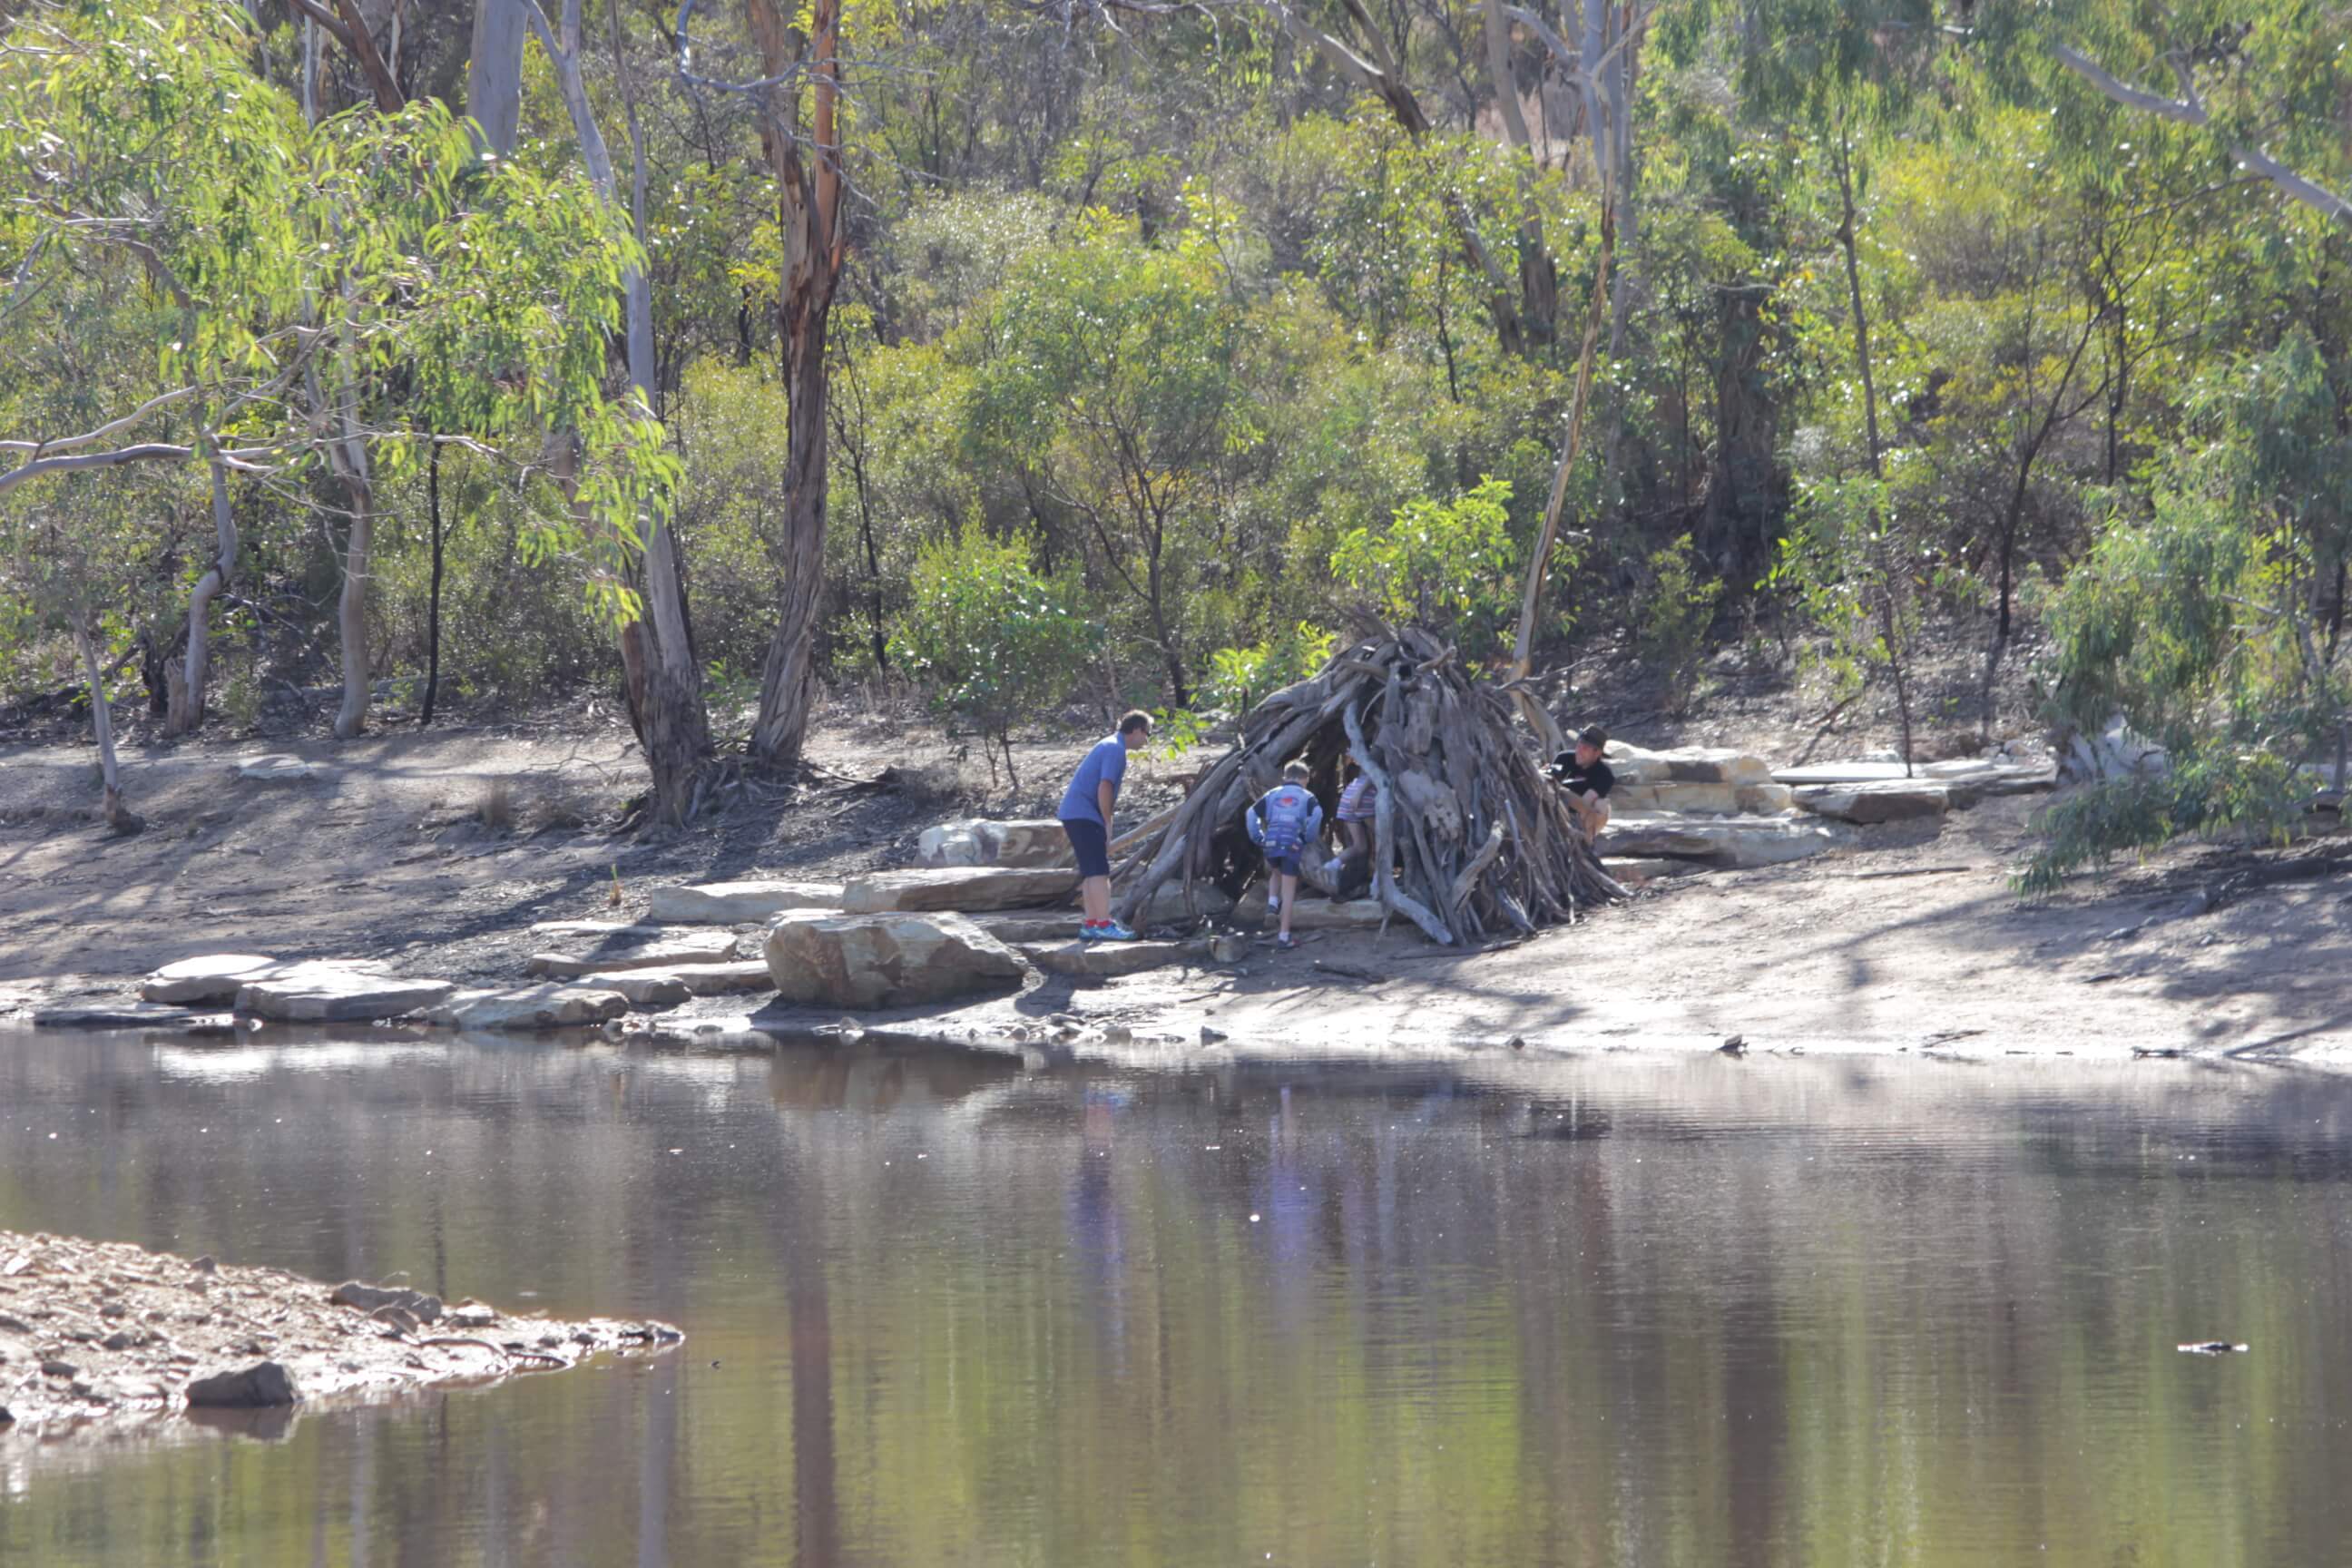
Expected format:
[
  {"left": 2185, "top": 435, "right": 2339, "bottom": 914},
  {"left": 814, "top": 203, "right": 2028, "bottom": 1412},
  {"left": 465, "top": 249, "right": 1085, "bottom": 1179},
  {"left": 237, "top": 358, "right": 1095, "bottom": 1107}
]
[
  {"left": 965, "top": 217, "right": 1254, "bottom": 707},
  {"left": 0, "top": 1, "right": 666, "bottom": 811}
]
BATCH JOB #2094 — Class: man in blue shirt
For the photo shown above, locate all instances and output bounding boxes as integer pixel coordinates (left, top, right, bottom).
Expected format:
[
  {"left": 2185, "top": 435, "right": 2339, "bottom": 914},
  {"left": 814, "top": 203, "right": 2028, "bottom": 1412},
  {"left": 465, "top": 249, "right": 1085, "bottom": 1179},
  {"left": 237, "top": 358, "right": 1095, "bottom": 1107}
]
[{"left": 1059, "top": 710, "right": 1153, "bottom": 941}]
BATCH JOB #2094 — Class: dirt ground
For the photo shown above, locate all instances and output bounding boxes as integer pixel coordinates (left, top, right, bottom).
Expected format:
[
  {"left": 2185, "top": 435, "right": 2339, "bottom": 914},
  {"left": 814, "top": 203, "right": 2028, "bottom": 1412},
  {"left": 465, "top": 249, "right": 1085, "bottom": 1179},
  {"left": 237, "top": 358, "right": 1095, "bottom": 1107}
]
[{"left": 3, "top": 693, "right": 2348, "bottom": 1072}]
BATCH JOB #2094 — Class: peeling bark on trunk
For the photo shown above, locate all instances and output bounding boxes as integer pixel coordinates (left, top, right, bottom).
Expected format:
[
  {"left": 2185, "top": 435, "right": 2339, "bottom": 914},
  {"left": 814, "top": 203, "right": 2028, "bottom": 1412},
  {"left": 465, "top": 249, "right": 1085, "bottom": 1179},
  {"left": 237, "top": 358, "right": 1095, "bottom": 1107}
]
[{"left": 746, "top": 0, "right": 847, "bottom": 773}]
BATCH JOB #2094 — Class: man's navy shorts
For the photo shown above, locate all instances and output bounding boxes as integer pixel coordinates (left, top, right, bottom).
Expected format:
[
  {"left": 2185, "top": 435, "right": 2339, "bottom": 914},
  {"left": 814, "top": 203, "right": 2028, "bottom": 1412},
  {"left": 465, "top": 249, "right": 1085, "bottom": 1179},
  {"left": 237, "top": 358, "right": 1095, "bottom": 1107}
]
[
  {"left": 1061, "top": 818, "right": 1111, "bottom": 878},
  {"left": 1264, "top": 852, "right": 1302, "bottom": 877}
]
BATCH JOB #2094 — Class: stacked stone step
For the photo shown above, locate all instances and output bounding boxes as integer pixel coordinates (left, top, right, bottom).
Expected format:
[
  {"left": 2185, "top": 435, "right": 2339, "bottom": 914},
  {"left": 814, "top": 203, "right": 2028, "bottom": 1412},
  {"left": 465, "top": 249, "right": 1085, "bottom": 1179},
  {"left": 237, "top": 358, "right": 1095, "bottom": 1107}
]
[{"left": 1597, "top": 745, "right": 1850, "bottom": 872}]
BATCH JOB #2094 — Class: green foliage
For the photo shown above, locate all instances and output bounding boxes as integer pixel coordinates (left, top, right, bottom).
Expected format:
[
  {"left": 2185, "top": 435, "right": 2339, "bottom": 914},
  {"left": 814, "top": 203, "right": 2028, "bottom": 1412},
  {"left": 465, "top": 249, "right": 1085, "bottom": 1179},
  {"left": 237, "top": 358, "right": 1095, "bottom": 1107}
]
[
  {"left": 2019, "top": 751, "right": 2308, "bottom": 897},
  {"left": 1331, "top": 479, "right": 1521, "bottom": 656},
  {"left": 888, "top": 523, "right": 1101, "bottom": 788},
  {"left": 1639, "top": 536, "right": 1722, "bottom": 714},
  {"left": 1201, "top": 622, "right": 1337, "bottom": 716},
  {"left": 2026, "top": 330, "right": 2350, "bottom": 884}
]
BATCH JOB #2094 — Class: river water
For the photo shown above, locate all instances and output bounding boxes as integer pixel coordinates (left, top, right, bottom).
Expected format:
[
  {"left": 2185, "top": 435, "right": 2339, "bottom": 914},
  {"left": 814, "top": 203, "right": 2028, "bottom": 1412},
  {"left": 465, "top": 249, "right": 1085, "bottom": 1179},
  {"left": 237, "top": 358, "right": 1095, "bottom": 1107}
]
[{"left": 0, "top": 1030, "right": 2347, "bottom": 1566}]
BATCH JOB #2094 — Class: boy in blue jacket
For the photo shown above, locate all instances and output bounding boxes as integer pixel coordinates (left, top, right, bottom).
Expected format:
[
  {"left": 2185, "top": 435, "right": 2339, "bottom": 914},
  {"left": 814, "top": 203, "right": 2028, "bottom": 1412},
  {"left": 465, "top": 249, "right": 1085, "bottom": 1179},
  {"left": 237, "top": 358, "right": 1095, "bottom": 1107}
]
[{"left": 1246, "top": 760, "right": 1326, "bottom": 950}]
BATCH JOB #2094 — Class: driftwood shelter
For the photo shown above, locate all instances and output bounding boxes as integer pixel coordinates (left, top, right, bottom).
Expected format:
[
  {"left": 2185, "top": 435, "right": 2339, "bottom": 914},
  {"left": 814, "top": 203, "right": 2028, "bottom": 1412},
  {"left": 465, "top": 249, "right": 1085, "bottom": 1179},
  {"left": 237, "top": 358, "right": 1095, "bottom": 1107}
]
[{"left": 1115, "top": 626, "right": 1624, "bottom": 944}]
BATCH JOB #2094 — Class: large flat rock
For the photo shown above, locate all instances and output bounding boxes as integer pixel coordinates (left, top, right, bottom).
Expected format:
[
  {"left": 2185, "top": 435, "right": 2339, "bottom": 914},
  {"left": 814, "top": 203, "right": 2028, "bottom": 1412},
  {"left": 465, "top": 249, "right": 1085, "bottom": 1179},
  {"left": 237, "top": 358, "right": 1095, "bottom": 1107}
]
[
  {"left": 1234, "top": 890, "right": 1389, "bottom": 929},
  {"left": 764, "top": 912, "right": 1031, "bottom": 1009},
  {"left": 916, "top": 819, "right": 1073, "bottom": 869},
  {"left": 1794, "top": 780, "right": 1952, "bottom": 824},
  {"left": 526, "top": 920, "right": 669, "bottom": 940},
  {"left": 645, "top": 880, "right": 845, "bottom": 924},
  {"left": 1020, "top": 938, "right": 1210, "bottom": 978},
  {"left": 583, "top": 961, "right": 775, "bottom": 1001},
  {"left": 1608, "top": 781, "right": 1797, "bottom": 818},
  {"left": 1599, "top": 815, "right": 1853, "bottom": 867},
  {"left": 233, "top": 754, "right": 332, "bottom": 784},
  {"left": 526, "top": 932, "right": 740, "bottom": 978},
  {"left": 841, "top": 867, "right": 1078, "bottom": 915},
  {"left": 1606, "top": 745, "right": 1773, "bottom": 789},
  {"left": 1773, "top": 759, "right": 2057, "bottom": 801},
  {"left": 424, "top": 985, "right": 629, "bottom": 1030},
  {"left": 967, "top": 912, "right": 1090, "bottom": 945},
  {"left": 236, "top": 963, "right": 456, "bottom": 1023},
  {"left": 141, "top": 954, "right": 295, "bottom": 1004}
]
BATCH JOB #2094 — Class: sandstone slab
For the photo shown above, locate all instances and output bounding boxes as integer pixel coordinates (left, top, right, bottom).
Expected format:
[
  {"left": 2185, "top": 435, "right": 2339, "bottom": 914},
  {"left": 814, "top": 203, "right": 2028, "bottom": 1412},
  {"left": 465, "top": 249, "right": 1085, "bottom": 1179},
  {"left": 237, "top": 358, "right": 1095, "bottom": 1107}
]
[
  {"left": 425, "top": 985, "right": 630, "bottom": 1030},
  {"left": 525, "top": 932, "right": 739, "bottom": 978},
  {"left": 841, "top": 867, "right": 1079, "bottom": 915},
  {"left": 1021, "top": 937, "right": 1210, "bottom": 978},
  {"left": 1606, "top": 745, "right": 1773, "bottom": 789},
  {"left": 612, "top": 960, "right": 778, "bottom": 997},
  {"left": 584, "top": 973, "right": 691, "bottom": 1005},
  {"left": 1600, "top": 815, "right": 1853, "bottom": 867},
  {"left": 526, "top": 920, "right": 668, "bottom": 940},
  {"left": 916, "top": 818, "right": 1073, "bottom": 869},
  {"left": 233, "top": 755, "right": 330, "bottom": 784},
  {"left": 967, "top": 912, "right": 1089, "bottom": 945},
  {"left": 140, "top": 954, "right": 291, "bottom": 1004},
  {"left": 236, "top": 963, "right": 456, "bottom": 1023},
  {"left": 646, "top": 880, "right": 845, "bottom": 924},
  {"left": 1773, "top": 759, "right": 2056, "bottom": 801},
  {"left": 1794, "top": 780, "right": 1952, "bottom": 824},
  {"left": 762, "top": 912, "right": 1031, "bottom": 1009}
]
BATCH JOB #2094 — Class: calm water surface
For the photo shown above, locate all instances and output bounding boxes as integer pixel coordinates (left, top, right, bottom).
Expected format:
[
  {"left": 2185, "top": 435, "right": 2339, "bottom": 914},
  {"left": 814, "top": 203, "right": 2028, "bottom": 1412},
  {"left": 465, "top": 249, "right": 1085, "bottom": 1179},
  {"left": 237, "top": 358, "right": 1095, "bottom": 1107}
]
[{"left": 0, "top": 1029, "right": 2347, "bottom": 1566}]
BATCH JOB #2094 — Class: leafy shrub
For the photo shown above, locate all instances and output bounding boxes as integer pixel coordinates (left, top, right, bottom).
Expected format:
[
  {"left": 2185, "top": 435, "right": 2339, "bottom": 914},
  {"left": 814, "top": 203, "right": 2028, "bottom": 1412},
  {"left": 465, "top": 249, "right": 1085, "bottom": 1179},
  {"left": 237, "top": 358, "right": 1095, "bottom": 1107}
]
[
  {"left": 1331, "top": 478, "right": 1519, "bottom": 656},
  {"left": 888, "top": 522, "right": 1100, "bottom": 789},
  {"left": 1638, "top": 534, "right": 1720, "bottom": 714},
  {"left": 1201, "top": 622, "right": 1336, "bottom": 715}
]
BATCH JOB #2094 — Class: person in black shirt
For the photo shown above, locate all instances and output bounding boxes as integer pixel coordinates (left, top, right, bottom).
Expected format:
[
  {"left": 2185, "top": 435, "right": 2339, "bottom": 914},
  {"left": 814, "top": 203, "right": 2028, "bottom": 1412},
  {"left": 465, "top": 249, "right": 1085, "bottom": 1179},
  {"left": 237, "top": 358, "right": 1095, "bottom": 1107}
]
[{"left": 1548, "top": 723, "right": 1615, "bottom": 843}]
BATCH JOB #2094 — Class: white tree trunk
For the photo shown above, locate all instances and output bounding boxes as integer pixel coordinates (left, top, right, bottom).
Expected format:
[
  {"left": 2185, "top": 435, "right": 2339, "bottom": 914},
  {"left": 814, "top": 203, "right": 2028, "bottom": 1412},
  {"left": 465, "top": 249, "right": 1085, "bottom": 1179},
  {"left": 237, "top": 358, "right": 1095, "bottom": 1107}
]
[
  {"left": 74, "top": 619, "right": 138, "bottom": 832},
  {"left": 333, "top": 494, "right": 373, "bottom": 739},
  {"left": 524, "top": 0, "right": 711, "bottom": 824},
  {"left": 468, "top": 0, "right": 526, "bottom": 156}
]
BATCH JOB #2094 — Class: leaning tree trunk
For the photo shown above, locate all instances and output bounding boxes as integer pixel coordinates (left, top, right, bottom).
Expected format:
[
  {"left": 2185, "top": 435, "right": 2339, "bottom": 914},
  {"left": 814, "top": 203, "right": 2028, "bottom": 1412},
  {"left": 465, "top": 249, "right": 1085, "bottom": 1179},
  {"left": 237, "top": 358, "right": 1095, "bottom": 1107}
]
[
  {"left": 167, "top": 452, "right": 238, "bottom": 736},
  {"left": 746, "top": 0, "right": 846, "bottom": 773},
  {"left": 74, "top": 618, "right": 141, "bottom": 834},
  {"left": 528, "top": 0, "right": 712, "bottom": 825}
]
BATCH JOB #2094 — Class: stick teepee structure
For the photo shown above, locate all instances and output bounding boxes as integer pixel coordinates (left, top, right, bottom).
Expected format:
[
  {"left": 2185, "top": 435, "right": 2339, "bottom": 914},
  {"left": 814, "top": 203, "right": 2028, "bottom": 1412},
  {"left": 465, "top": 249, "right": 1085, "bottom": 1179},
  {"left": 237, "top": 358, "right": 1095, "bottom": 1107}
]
[{"left": 1115, "top": 624, "right": 1623, "bottom": 944}]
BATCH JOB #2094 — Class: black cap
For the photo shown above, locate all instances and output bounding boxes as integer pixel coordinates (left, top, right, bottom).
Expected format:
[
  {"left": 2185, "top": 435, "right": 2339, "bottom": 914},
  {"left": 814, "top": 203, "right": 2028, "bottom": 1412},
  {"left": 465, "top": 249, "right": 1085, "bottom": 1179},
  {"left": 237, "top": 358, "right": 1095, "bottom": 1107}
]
[{"left": 1577, "top": 724, "right": 1609, "bottom": 750}]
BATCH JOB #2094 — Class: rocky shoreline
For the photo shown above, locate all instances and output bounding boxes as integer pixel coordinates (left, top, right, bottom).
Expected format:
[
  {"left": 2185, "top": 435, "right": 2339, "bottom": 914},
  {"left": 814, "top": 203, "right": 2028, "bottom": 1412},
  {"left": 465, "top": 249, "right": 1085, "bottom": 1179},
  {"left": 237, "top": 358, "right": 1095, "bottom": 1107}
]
[{"left": 0, "top": 1231, "right": 681, "bottom": 1439}]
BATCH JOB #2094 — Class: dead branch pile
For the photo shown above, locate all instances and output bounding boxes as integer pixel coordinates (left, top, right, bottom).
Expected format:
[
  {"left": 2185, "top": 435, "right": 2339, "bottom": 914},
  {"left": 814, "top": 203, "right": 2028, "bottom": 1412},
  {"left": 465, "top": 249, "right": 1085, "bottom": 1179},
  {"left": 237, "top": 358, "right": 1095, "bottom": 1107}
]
[{"left": 1115, "top": 626, "right": 1624, "bottom": 944}]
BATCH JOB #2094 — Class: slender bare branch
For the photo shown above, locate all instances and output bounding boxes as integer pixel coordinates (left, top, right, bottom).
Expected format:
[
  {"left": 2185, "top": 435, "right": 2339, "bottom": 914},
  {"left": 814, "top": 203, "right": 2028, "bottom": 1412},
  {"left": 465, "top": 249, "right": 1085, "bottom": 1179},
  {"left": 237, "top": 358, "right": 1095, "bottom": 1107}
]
[
  {"left": 0, "top": 386, "right": 199, "bottom": 456},
  {"left": 2054, "top": 43, "right": 2352, "bottom": 229},
  {"left": 0, "top": 443, "right": 194, "bottom": 497}
]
